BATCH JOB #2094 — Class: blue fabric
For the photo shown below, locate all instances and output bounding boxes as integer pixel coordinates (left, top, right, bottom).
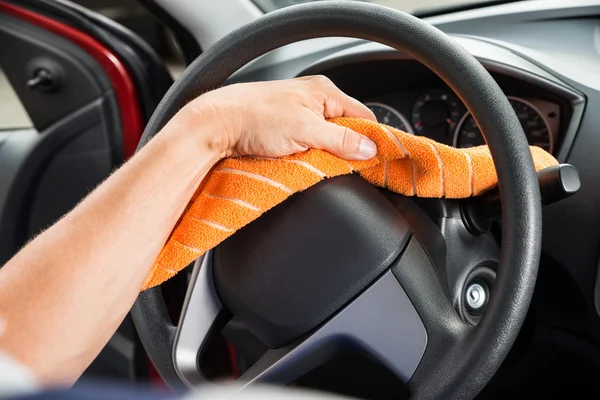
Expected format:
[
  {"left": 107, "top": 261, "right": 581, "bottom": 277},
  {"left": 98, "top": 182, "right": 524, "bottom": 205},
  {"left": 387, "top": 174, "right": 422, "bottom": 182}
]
[{"left": 6, "top": 381, "right": 182, "bottom": 400}]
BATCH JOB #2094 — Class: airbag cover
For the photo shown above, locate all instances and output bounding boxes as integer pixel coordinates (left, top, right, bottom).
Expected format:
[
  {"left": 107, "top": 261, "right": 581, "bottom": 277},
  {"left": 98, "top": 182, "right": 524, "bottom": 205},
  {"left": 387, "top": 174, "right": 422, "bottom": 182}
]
[{"left": 214, "top": 174, "right": 411, "bottom": 348}]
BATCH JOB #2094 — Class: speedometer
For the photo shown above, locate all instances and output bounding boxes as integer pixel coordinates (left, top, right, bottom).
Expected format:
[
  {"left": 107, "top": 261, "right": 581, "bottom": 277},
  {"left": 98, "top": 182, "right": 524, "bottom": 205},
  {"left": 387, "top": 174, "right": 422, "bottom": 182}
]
[
  {"left": 365, "top": 102, "right": 413, "bottom": 133},
  {"left": 453, "top": 97, "right": 553, "bottom": 153}
]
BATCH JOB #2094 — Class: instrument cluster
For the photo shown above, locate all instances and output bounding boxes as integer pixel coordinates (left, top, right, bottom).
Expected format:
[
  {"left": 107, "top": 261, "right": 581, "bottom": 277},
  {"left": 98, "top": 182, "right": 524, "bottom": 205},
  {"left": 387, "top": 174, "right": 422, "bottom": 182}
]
[{"left": 365, "top": 88, "right": 559, "bottom": 154}]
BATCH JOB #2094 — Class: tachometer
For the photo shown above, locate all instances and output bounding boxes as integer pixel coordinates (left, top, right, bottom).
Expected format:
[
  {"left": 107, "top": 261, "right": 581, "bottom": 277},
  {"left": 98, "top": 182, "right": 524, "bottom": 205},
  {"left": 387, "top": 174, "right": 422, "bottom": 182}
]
[
  {"left": 365, "top": 102, "right": 413, "bottom": 133},
  {"left": 411, "top": 89, "right": 462, "bottom": 142},
  {"left": 453, "top": 97, "right": 553, "bottom": 153}
]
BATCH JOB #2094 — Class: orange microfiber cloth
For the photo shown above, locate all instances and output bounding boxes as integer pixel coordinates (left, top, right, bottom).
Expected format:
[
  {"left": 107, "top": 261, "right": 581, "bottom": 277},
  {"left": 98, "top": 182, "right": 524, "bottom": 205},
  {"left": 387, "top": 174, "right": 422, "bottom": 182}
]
[{"left": 141, "top": 117, "right": 557, "bottom": 290}]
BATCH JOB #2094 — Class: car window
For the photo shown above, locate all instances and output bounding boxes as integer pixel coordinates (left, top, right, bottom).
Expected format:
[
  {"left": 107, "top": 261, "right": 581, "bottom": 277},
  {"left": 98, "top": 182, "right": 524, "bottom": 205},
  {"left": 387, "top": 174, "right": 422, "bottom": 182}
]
[
  {"left": 253, "top": 0, "right": 498, "bottom": 14},
  {"left": 0, "top": 66, "right": 33, "bottom": 130}
]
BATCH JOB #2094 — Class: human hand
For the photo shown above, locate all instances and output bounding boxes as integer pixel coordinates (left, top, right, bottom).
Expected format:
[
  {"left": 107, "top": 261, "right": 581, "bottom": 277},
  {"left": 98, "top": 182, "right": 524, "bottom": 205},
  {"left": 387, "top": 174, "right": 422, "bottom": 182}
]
[{"left": 184, "top": 76, "right": 378, "bottom": 160}]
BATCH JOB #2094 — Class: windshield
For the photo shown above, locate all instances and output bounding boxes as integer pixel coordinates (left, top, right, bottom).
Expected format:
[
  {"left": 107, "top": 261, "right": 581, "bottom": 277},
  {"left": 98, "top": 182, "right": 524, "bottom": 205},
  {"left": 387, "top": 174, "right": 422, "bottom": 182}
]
[{"left": 252, "top": 0, "right": 499, "bottom": 14}]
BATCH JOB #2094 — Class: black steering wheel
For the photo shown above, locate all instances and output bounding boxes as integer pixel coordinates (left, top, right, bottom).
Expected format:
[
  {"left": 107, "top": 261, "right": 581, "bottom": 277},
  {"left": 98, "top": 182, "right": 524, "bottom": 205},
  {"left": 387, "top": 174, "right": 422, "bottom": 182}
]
[{"left": 131, "top": 2, "right": 542, "bottom": 399}]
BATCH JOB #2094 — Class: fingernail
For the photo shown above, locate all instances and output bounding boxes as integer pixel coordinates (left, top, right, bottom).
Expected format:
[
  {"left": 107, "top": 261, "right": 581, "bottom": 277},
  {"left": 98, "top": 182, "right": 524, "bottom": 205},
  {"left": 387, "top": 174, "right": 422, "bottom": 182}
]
[{"left": 358, "top": 137, "right": 377, "bottom": 159}]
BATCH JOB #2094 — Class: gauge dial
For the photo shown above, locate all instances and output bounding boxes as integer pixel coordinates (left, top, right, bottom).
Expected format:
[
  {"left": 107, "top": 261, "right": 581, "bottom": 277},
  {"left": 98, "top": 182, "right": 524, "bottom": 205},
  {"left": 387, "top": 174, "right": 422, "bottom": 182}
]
[
  {"left": 365, "top": 102, "right": 413, "bottom": 133},
  {"left": 453, "top": 97, "right": 553, "bottom": 153},
  {"left": 411, "top": 89, "right": 462, "bottom": 142}
]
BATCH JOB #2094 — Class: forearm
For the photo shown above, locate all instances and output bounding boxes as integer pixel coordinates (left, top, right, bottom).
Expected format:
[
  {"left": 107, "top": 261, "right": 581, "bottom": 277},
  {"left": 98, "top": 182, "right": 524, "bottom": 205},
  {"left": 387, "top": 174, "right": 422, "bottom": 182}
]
[
  {"left": 0, "top": 76, "right": 377, "bottom": 388},
  {"left": 0, "top": 108, "right": 223, "bottom": 385}
]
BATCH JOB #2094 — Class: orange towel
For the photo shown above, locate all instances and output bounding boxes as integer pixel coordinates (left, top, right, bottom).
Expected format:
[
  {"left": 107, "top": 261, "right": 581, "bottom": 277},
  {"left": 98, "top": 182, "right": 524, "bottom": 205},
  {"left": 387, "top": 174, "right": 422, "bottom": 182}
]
[{"left": 142, "top": 117, "right": 557, "bottom": 290}]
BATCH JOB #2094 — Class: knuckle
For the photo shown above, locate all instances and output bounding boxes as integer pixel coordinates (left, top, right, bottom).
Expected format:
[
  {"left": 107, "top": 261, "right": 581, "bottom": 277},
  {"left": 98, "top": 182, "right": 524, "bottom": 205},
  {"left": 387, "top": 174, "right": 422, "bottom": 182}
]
[
  {"left": 339, "top": 128, "right": 360, "bottom": 153},
  {"left": 300, "top": 123, "right": 315, "bottom": 139},
  {"left": 308, "top": 74, "right": 333, "bottom": 87}
]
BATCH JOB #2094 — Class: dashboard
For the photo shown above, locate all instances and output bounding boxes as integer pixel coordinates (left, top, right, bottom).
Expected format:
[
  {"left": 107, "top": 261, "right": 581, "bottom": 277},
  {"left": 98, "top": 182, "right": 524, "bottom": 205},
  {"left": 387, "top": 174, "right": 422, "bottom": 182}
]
[
  {"left": 300, "top": 59, "right": 570, "bottom": 156},
  {"left": 262, "top": 27, "right": 599, "bottom": 365}
]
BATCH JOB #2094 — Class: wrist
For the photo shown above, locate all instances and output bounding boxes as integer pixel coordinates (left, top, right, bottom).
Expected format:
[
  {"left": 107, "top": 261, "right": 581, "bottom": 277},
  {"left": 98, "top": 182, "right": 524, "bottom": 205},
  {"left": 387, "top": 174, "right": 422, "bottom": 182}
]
[
  {"left": 152, "top": 115, "right": 223, "bottom": 181},
  {"left": 186, "top": 94, "right": 242, "bottom": 160},
  {"left": 159, "top": 98, "right": 235, "bottom": 162}
]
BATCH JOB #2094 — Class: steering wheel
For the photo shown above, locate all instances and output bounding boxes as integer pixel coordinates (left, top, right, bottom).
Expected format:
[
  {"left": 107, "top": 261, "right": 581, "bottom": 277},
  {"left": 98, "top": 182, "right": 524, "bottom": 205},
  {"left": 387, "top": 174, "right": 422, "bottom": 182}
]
[{"left": 131, "top": 2, "right": 542, "bottom": 399}]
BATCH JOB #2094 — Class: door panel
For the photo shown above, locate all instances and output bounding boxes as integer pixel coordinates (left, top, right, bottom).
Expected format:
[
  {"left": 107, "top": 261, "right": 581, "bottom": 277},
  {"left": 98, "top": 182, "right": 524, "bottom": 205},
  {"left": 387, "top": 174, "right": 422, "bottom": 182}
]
[
  {"left": 20, "top": 0, "right": 174, "bottom": 131},
  {"left": 25, "top": 99, "right": 116, "bottom": 238},
  {"left": 0, "top": 13, "right": 111, "bottom": 132},
  {"left": 0, "top": 0, "right": 174, "bottom": 383}
]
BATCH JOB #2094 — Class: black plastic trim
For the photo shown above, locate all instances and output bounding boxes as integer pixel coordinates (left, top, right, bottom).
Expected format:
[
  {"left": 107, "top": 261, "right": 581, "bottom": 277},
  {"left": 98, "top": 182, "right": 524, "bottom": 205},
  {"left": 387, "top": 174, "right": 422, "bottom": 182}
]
[
  {"left": 0, "top": 12, "right": 110, "bottom": 131},
  {"left": 0, "top": 99, "right": 117, "bottom": 264}
]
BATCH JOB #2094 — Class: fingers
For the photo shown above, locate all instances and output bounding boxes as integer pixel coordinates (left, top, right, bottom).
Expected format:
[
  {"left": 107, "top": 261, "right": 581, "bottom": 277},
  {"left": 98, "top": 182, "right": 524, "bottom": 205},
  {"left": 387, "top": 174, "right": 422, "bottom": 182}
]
[
  {"left": 294, "top": 76, "right": 378, "bottom": 160},
  {"left": 325, "top": 91, "right": 377, "bottom": 122},
  {"left": 300, "top": 75, "right": 377, "bottom": 122},
  {"left": 303, "top": 121, "right": 378, "bottom": 161}
]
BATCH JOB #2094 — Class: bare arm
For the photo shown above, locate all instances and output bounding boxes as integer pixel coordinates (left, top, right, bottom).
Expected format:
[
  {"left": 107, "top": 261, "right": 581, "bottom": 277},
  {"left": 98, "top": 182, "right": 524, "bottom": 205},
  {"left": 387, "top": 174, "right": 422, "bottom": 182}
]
[{"left": 0, "top": 77, "right": 376, "bottom": 386}]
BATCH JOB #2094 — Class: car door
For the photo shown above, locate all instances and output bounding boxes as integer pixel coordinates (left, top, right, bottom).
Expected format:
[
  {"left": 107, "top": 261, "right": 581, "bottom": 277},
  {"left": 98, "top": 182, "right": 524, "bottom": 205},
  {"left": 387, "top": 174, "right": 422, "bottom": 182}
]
[{"left": 0, "top": 0, "right": 174, "bottom": 383}]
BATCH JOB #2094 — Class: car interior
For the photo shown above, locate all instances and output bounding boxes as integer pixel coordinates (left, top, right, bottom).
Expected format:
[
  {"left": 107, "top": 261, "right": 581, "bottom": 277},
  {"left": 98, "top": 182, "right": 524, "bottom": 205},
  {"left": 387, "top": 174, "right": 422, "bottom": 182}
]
[{"left": 0, "top": 0, "right": 599, "bottom": 399}]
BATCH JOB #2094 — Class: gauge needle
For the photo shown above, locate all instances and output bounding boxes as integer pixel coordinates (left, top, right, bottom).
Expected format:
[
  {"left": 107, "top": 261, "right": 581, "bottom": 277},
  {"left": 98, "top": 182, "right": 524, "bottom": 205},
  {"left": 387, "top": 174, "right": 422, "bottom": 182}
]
[
  {"left": 446, "top": 118, "right": 455, "bottom": 127},
  {"left": 415, "top": 120, "right": 422, "bottom": 128}
]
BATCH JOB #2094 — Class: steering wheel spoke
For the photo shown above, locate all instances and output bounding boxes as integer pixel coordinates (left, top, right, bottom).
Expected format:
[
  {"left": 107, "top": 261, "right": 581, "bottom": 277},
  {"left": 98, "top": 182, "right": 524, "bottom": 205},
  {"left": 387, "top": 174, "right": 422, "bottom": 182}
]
[
  {"left": 173, "top": 251, "right": 224, "bottom": 387},
  {"left": 174, "top": 239, "right": 457, "bottom": 389},
  {"left": 238, "top": 268, "right": 427, "bottom": 384},
  {"left": 173, "top": 220, "right": 481, "bottom": 392}
]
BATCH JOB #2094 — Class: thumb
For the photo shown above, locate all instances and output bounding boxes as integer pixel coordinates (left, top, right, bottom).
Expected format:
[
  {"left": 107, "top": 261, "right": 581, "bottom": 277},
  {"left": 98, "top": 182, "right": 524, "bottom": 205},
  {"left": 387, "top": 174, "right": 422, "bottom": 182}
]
[{"left": 307, "top": 122, "right": 378, "bottom": 161}]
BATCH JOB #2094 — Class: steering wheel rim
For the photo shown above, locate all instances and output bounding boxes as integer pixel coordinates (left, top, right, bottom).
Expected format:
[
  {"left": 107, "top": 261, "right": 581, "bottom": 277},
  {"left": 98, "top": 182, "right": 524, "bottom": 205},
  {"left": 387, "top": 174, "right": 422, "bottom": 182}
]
[{"left": 131, "top": 2, "right": 542, "bottom": 399}]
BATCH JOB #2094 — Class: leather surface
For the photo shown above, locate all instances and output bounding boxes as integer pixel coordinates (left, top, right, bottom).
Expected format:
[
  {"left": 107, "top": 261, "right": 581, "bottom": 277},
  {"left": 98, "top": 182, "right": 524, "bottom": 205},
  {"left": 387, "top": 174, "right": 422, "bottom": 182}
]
[
  {"left": 214, "top": 174, "right": 411, "bottom": 348},
  {"left": 130, "top": 286, "right": 184, "bottom": 391},
  {"left": 131, "top": 2, "right": 542, "bottom": 397},
  {"left": 391, "top": 236, "right": 468, "bottom": 397}
]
